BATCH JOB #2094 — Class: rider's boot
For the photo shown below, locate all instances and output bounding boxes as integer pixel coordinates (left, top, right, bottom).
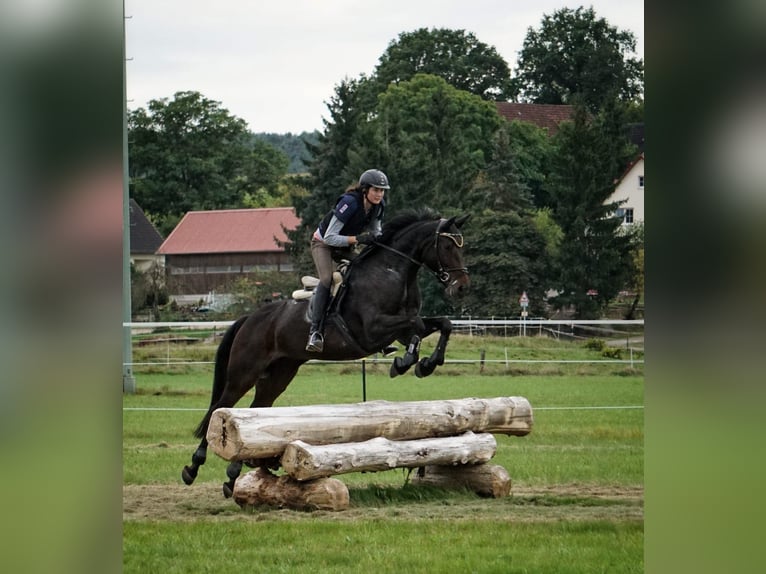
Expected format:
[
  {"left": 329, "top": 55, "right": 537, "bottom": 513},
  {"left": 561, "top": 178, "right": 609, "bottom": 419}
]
[{"left": 306, "top": 283, "right": 331, "bottom": 352}]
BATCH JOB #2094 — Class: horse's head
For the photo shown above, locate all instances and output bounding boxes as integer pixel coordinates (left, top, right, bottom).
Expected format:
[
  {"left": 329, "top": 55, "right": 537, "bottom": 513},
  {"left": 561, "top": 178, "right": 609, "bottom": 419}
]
[{"left": 432, "top": 214, "right": 471, "bottom": 298}]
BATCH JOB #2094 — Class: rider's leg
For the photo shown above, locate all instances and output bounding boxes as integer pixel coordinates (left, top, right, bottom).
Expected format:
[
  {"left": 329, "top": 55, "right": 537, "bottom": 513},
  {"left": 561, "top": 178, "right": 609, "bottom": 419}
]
[
  {"left": 306, "top": 282, "right": 331, "bottom": 352},
  {"left": 306, "top": 239, "right": 336, "bottom": 352}
]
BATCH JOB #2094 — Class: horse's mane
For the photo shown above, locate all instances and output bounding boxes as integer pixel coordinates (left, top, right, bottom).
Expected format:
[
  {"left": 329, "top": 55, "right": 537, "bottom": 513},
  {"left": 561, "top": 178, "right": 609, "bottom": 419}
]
[{"left": 379, "top": 208, "right": 441, "bottom": 244}]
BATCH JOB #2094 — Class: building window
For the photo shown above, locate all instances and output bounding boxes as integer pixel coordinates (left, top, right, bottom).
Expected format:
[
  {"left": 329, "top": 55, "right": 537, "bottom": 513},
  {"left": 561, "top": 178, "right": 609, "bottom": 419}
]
[
  {"left": 624, "top": 208, "right": 634, "bottom": 224},
  {"left": 242, "top": 264, "right": 280, "bottom": 272},
  {"left": 638, "top": 175, "right": 644, "bottom": 188},
  {"left": 206, "top": 265, "right": 241, "bottom": 274},
  {"left": 170, "top": 265, "right": 204, "bottom": 275}
]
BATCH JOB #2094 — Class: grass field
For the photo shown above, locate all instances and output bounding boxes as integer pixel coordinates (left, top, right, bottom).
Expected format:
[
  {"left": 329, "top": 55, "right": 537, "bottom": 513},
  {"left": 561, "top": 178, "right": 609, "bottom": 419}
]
[{"left": 123, "top": 334, "right": 643, "bottom": 573}]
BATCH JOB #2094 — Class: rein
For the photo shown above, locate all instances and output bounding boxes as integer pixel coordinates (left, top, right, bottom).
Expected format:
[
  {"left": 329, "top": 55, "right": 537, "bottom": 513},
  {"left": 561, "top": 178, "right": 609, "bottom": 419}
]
[{"left": 371, "top": 220, "right": 469, "bottom": 286}]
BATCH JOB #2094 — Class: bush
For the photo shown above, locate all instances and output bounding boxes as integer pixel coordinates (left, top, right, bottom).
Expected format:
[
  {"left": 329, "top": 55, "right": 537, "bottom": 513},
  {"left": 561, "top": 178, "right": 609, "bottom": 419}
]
[
  {"left": 601, "top": 347, "right": 623, "bottom": 359},
  {"left": 584, "top": 338, "right": 606, "bottom": 351}
]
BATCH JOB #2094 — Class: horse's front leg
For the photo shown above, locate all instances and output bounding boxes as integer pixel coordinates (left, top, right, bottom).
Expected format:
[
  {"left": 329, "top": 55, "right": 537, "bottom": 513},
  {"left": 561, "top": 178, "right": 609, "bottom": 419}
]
[
  {"left": 390, "top": 334, "right": 422, "bottom": 377},
  {"left": 414, "top": 317, "right": 452, "bottom": 378}
]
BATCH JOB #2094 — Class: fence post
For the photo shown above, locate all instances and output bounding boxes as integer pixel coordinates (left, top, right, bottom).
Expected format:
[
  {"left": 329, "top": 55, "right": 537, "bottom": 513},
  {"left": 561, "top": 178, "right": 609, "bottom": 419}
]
[{"left": 361, "top": 359, "right": 367, "bottom": 402}]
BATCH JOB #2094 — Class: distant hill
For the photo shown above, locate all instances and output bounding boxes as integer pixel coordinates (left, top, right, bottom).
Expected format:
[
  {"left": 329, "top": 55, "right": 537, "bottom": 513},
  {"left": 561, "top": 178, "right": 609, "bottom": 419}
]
[{"left": 251, "top": 131, "right": 320, "bottom": 174}]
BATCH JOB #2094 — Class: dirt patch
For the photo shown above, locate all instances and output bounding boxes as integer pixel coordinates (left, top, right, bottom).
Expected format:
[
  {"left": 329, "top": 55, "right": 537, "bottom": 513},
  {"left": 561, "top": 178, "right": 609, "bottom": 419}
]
[{"left": 124, "top": 482, "right": 643, "bottom": 523}]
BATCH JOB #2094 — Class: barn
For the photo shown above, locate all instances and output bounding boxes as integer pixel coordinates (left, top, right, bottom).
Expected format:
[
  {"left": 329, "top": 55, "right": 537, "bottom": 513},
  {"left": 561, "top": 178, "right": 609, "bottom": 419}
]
[{"left": 156, "top": 207, "right": 300, "bottom": 303}]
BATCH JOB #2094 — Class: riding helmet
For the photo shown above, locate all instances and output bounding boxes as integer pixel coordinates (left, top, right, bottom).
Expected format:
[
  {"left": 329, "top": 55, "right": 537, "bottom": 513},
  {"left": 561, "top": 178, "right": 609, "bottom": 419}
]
[{"left": 359, "top": 169, "right": 390, "bottom": 190}]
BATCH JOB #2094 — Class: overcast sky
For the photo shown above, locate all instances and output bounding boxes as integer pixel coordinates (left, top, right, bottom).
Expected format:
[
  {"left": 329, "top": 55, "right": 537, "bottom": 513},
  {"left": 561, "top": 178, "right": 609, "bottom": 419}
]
[{"left": 125, "top": 0, "right": 644, "bottom": 134}]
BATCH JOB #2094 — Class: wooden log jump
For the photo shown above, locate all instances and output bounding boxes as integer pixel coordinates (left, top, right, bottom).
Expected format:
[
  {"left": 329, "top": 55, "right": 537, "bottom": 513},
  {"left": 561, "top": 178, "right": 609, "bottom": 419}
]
[
  {"left": 232, "top": 467, "right": 350, "bottom": 512},
  {"left": 411, "top": 464, "right": 512, "bottom": 498},
  {"left": 207, "top": 396, "right": 532, "bottom": 461},
  {"left": 281, "top": 431, "right": 497, "bottom": 481},
  {"left": 210, "top": 396, "right": 533, "bottom": 510}
]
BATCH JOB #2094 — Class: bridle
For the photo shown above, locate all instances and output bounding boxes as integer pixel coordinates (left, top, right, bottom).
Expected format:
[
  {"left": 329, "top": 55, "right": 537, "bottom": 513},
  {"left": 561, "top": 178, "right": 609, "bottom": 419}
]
[
  {"left": 371, "top": 219, "right": 469, "bottom": 287},
  {"left": 434, "top": 228, "right": 469, "bottom": 284}
]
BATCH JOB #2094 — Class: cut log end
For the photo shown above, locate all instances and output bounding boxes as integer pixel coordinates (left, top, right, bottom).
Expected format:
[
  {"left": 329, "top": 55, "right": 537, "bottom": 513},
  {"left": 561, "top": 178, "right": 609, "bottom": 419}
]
[
  {"left": 411, "top": 464, "right": 512, "bottom": 498},
  {"left": 232, "top": 468, "right": 349, "bottom": 511}
]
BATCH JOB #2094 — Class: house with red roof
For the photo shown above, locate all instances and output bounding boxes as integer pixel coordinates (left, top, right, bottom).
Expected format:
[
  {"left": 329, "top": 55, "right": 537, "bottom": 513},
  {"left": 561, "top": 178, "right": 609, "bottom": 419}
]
[
  {"left": 156, "top": 207, "right": 300, "bottom": 299},
  {"left": 495, "top": 102, "right": 574, "bottom": 135}
]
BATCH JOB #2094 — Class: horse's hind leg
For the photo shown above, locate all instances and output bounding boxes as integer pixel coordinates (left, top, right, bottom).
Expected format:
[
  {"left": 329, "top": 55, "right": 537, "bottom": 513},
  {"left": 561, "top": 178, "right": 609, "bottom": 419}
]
[
  {"left": 221, "top": 460, "right": 244, "bottom": 498},
  {"left": 220, "top": 358, "right": 304, "bottom": 498},
  {"left": 181, "top": 438, "right": 209, "bottom": 485},
  {"left": 182, "top": 380, "right": 258, "bottom": 485}
]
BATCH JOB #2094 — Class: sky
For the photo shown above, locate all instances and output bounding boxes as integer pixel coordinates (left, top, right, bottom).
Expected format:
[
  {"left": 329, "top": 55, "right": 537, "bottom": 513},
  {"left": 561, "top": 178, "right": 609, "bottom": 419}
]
[{"left": 125, "top": 0, "right": 644, "bottom": 134}]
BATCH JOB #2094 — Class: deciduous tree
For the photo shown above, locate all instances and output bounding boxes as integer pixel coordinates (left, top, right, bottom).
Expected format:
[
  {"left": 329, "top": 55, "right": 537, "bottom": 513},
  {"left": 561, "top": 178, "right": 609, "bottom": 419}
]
[
  {"left": 510, "top": 6, "right": 643, "bottom": 113},
  {"left": 374, "top": 28, "right": 512, "bottom": 100},
  {"left": 128, "top": 91, "right": 289, "bottom": 235}
]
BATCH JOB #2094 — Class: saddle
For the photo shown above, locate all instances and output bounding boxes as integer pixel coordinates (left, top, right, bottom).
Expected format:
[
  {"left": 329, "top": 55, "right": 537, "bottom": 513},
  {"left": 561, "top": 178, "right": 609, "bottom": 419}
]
[{"left": 291, "top": 260, "right": 350, "bottom": 301}]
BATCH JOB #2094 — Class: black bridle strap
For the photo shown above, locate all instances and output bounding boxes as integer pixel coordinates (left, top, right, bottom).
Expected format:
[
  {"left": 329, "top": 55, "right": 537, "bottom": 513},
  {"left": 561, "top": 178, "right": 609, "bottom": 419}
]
[{"left": 371, "top": 229, "right": 468, "bottom": 285}]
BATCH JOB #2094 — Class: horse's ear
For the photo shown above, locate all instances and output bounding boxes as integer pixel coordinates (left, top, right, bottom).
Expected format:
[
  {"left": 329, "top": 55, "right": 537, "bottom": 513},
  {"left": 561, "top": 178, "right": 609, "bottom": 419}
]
[{"left": 455, "top": 214, "right": 471, "bottom": 229}]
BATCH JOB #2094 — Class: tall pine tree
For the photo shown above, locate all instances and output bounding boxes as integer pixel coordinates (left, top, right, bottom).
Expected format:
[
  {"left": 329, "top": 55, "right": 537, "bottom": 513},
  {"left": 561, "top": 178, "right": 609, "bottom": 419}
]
[{"left": 546, "top": 100, "right": 637, "bottom": 318}]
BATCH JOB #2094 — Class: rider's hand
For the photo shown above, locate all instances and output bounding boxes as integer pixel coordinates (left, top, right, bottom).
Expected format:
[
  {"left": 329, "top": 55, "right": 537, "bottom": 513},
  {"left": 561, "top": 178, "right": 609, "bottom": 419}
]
[{"left": 356, "top": 233, "right": 375, "bottom": 245}]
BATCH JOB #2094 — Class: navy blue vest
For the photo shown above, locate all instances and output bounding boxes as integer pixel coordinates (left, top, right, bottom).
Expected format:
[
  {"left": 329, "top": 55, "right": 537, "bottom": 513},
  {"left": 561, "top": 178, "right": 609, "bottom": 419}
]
[{"left": 318, "top": 190, "right": 384, "bottom": 237}]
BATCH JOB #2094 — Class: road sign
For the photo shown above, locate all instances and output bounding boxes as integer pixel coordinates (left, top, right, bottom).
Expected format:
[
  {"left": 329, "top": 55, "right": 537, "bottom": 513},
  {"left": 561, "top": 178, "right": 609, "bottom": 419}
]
[{"left": 519, "top": 291, "right": 529, "bottom": 307}]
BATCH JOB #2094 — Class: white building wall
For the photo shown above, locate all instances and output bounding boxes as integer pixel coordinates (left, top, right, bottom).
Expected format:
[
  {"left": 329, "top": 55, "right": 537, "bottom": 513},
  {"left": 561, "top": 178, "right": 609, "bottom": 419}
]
[{"left": 608, "top": 156, "right": 644, "bottom": 225}]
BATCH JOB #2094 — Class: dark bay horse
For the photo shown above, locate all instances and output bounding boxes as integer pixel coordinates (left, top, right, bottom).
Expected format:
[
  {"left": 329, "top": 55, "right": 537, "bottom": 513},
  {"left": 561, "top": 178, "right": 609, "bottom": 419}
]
[{"left": 181, "top": 208, "right": 471, "bottom": 496}]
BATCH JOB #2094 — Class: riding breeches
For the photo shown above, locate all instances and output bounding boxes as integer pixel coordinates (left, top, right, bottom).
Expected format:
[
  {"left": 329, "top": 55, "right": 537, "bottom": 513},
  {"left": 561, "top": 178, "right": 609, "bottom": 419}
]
[{"left": 310, "top": 239, "right": 337, "bottom": 289}]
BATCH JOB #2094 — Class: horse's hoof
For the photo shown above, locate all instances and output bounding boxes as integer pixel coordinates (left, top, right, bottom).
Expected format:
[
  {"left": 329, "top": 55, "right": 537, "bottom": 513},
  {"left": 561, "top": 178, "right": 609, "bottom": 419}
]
[
  {"left": 222, "top": 482, "right": 234, "bottom": 498},
  {"left": 181, "top": 466, "right": 196, "bottom": 485},
  {"left": 415, "top": 359, "right": 436, "bottom": 378}
]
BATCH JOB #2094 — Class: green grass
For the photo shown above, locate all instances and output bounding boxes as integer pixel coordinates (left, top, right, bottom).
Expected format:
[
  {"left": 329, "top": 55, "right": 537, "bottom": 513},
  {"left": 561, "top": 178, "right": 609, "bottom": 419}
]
[
  {"left": 123, "top": 334, "right": 643, "bottom": 572},
  {"left": 124, "top": 520, "right": 643, "bottom": 574}
]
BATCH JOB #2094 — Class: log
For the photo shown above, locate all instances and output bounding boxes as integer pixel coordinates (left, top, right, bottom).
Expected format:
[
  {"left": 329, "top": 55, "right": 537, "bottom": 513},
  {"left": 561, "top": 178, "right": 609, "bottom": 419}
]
[
  {"left": 410, "top": 464, "right": 512, "bottom": 498},
  {"left": 207, "top": 396, "right": 532, "bottom": 461},
  {"left": 281, "top": 431, "right": 497, "bottom": 481},
  {"left": 232, "top": 468, "right": 349, "bottom": 511}
]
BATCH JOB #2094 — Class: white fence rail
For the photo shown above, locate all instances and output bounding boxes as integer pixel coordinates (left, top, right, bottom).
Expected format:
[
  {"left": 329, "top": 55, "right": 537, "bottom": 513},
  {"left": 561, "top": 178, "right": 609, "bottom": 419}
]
[{"left": 123, "top": 319, "right": 644, "bottom": 369}]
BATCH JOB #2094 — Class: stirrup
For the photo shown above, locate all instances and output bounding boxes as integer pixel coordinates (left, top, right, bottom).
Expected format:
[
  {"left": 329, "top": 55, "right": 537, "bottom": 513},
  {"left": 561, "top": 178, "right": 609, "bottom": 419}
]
[
  {"left": 306, "top": 332, "right": 324, "bottom": 352},
  {"left": 381, "top": 345, "right": 398, "bottom": 357}
]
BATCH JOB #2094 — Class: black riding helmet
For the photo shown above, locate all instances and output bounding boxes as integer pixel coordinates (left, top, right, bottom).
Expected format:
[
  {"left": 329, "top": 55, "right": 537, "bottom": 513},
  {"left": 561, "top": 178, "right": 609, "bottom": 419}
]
[{"left": 359, "top": 169, "right": 390, "bottom": 190}]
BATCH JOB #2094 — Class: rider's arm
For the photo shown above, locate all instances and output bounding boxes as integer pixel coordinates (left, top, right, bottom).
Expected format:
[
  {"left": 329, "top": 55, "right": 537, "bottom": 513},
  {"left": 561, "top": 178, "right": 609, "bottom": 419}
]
[{"left": 321, "top": 215, "right": 354, "bottom": 247}]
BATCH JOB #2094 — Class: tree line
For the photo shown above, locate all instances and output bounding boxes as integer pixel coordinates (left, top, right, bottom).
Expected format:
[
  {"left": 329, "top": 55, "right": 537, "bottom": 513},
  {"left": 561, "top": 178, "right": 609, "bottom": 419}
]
[{"left": 129, "top": 6, "right": 644, "bottom": 319}]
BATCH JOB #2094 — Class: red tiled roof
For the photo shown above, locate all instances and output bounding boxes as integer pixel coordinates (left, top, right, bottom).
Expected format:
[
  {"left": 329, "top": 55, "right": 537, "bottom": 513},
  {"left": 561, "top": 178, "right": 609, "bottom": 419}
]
[
  {"left": 495, "top": 102, "right": 574, "bottom": 135},
  {"left": 157, "top": 207, "right": 300, "bottom": 255}
]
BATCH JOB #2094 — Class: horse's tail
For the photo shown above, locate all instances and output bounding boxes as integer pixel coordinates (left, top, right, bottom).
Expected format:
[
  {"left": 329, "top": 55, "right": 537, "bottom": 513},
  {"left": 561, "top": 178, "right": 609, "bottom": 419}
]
[{"left": 193, "top": 315, "right": 249, "bottom": 439}]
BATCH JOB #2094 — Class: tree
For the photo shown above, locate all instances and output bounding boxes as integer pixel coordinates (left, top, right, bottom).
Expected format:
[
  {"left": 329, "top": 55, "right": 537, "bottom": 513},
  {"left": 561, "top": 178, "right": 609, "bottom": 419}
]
[
  {"left": 460, "top": 210, "right": 549, "bottom": 317},
  {"left": 251, "top": 131, "right": 320, "bottom": 174},
  {"left": 510, "top": 6, "right": 644, "bottom": 113},
  {"left": 286, "top": 74, "right": 503, "bottom": 285},
  {"left": 128, "top": 91, "right": 289, "bottom": 235},
  {"left": 365, "top": 74, "right": 503, "bottom": 213},
  {"left": 502, "top": 120, "right": 556, "bottom": 209},
  {"left": 545, "top": 101, "right": 637, "bottom": 318},
  {"left": 458, "top": 123, "right": 556, "bottom": 317},
  {"left": 621, "top": 222, "right": 644, "bottom": 320},
  {"left": 374, "top": 28, "right": 512, "bottom": 100}
]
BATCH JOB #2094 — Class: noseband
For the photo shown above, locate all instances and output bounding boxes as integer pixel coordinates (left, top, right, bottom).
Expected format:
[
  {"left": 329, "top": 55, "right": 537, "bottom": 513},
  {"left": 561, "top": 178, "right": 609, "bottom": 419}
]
[
  {"left": 372, "top": 219, "right": 469, "bottom": 287},
  {"left": 434, "top": 220, "right": 469, "bottom": 285}
]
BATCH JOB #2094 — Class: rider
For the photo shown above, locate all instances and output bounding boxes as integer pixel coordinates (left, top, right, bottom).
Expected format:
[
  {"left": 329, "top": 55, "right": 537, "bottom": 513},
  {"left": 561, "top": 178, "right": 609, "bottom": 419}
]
[{"left": 305, "top": 168, "right": 389, "bottom": 352}]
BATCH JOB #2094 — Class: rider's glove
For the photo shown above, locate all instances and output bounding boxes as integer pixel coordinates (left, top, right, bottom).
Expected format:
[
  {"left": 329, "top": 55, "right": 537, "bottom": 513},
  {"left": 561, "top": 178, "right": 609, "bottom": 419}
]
[{"left": 356, "top": 233, "right": 376, "bottom": 245}]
